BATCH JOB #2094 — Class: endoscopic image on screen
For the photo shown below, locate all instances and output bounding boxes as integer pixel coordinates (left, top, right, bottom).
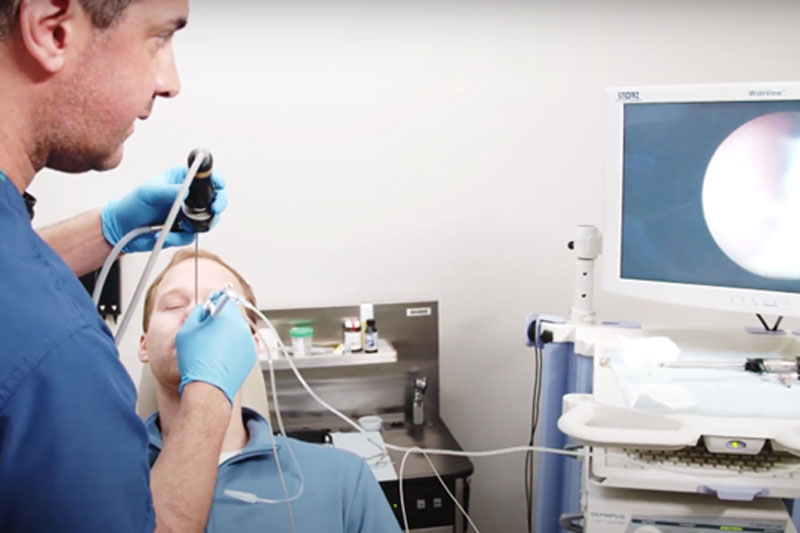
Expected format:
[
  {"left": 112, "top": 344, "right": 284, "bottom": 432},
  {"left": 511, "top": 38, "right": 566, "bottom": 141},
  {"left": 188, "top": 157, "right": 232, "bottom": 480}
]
[{"left": 620, "top": 100, "right": 800, "bottom": 293}]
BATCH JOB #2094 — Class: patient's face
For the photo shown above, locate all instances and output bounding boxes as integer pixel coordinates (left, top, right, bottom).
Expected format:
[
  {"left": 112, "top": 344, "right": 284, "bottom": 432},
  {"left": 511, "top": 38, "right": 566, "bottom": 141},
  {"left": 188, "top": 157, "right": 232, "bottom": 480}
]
[{"left": 140, "top": 257, "right": 250, "bottom": 390}]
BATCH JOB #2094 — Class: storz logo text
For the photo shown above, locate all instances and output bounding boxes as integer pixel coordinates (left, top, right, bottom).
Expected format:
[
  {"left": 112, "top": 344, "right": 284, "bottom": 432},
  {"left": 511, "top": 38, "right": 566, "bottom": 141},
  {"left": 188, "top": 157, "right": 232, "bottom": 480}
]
[{"left": 616, "top": 91, "right": 640, "bottom": 102}]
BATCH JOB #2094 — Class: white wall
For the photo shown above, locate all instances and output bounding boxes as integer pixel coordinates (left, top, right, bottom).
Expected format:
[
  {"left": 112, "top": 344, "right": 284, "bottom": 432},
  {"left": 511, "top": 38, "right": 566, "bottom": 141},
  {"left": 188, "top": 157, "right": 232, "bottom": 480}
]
[{"left": 29, "top": 1, "right": 800, "bottom": 530}]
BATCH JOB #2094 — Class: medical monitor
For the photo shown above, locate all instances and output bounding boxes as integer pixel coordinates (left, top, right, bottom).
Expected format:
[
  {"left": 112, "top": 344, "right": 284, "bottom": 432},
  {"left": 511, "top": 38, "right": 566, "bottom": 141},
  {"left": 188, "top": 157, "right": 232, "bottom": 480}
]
[{"left": 604, "top": 81, "right": 800, "bottom": 317}]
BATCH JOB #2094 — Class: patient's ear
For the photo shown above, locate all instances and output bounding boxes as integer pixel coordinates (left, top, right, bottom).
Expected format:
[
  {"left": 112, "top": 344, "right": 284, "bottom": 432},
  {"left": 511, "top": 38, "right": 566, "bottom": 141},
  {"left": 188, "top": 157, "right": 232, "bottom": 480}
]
[
  {"left": 252, "top": 328, "right": 263, "bottom": 355},
  {"left": 138, "top": 335, "right": 150, "bottom": 363}
]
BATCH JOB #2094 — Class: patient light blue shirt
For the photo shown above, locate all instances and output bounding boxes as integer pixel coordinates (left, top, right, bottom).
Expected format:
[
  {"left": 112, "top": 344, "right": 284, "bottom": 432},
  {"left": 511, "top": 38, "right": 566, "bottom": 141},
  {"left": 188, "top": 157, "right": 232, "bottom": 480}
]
[
  {"left": 0, "top": 173, "right": 154, "bottom": 531},
  {"left": 145, "top": 408, "right": 401, "bottom": 533}
]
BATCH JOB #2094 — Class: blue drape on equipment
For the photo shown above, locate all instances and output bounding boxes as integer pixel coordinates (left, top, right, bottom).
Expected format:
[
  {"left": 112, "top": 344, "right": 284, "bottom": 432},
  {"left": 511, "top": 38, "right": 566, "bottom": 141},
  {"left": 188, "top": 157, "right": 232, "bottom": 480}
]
[{"left": 534, "top": 341, "right": 593, "bottom": 533}]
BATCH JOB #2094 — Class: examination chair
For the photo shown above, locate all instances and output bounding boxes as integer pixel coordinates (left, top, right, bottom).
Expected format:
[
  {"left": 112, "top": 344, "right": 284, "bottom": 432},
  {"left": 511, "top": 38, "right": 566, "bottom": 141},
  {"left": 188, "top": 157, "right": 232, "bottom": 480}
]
[{"left": 136, "top": 362, "right": 270, "bottom": 420}]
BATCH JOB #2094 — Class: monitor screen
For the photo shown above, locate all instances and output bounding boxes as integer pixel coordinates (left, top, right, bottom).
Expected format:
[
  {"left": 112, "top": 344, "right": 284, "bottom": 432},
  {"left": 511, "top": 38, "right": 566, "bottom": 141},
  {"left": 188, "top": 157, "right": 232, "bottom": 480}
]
[{"left": 604, "top": 82, "right": 800, "bottom": 316}]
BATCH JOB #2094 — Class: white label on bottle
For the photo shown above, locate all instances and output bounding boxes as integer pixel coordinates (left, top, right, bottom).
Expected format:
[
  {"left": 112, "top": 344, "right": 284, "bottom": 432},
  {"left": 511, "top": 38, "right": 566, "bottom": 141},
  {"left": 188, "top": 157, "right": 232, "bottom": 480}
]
[
  {"left": 292, "top": 336, "right": 307, "bottom": 357},
  {"left": 365, "top": 332, "right": 378, "bottom": 352},
  {"left": 344, "top": 330, "right": 362, "bottom": 351},
  {"left": 406, "top": 307, "right": 432, "bottom": 317}
]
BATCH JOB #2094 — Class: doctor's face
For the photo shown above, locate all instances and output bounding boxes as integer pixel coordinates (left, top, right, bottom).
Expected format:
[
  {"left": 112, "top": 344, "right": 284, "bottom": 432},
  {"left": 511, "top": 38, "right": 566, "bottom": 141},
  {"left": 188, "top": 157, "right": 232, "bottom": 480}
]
[
  {"left": 47, "top": 0, "right": 187, "bottom": 172},
  {"left": 139, "top": 257, "right": 251, "bottom": 391}
]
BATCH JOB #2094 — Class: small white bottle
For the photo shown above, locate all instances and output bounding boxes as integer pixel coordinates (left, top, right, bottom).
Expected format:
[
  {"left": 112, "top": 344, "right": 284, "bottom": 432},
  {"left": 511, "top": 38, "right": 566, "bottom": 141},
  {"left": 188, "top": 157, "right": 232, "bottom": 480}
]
[{"left": 343, "top": 317, "right": 362, "bottom": 353}]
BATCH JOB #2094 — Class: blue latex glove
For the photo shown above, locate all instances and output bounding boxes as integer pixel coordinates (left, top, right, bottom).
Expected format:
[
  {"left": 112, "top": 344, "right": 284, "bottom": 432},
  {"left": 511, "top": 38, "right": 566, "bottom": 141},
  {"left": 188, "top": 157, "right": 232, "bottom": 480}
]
[
  {"left": 175, "top": 295, "right": 256, "bottom": 403},
  {"left": 100, "top": 166, "right": 228, "bottom": 253}
]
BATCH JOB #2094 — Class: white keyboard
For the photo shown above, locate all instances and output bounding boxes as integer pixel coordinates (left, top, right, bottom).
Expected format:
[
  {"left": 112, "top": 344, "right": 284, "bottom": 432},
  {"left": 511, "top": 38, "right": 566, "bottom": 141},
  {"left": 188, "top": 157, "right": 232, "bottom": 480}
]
[{"left": 591, "top": 443, "right": 800, "bottom": 499}]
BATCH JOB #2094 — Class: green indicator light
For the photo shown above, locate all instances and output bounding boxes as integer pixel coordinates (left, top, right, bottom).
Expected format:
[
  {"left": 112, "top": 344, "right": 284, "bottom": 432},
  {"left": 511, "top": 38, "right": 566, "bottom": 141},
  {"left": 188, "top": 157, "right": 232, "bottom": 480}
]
[
  {"left": 720, "top": 527, "right": 743, "bottom": 531},
  {"left": 393, "top": 504, "right": 398, "bottom": 509},
  {"left": 731, "top": 442, "right": 739, "bottom": 448}
]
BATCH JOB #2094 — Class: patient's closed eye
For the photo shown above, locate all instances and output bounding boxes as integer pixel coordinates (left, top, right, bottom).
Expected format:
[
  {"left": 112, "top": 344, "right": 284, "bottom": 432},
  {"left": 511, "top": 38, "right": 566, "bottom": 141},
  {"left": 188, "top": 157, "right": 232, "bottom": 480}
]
[{"left": 161, "top": 297, "right": 189, "bottom": 311}]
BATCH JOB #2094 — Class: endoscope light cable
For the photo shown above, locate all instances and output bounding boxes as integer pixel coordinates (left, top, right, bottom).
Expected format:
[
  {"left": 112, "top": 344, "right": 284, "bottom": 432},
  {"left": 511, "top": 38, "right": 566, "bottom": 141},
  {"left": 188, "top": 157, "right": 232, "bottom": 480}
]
[
  {"left": 91, "top": 226, "right": 157, "bottom": 308},
  {"left": 93, "top": 153, "right": 205, "bottom": 345},
  {"left": 113, "top": 153, "right": 203, "bottom": 346}
]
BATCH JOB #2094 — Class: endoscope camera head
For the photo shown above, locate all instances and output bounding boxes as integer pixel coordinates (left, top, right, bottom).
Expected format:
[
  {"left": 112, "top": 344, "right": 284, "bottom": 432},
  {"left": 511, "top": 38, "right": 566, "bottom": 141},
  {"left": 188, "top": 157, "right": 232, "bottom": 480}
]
[{"left": 173, "top": 148, "right": 216, "bottom": 233}]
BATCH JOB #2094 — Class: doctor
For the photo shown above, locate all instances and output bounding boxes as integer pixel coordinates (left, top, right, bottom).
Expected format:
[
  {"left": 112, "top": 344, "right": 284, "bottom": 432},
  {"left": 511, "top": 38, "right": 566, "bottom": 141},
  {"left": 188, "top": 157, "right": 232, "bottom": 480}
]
[{"left": 0, "top": 1, "right": 255, "bottom": 532}]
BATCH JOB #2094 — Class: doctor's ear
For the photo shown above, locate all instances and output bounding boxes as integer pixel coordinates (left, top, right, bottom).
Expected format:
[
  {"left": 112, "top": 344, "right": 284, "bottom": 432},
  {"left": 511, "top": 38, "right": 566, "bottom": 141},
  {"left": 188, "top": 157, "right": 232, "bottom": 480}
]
[{"left": 18, "top": 0, "right": 85, "bottom": 73}]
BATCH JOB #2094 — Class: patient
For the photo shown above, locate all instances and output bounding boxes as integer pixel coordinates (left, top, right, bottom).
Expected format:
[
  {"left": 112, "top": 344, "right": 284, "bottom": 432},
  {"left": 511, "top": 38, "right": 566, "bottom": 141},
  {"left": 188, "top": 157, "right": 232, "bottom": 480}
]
[{"left": 139, "top": 248, "right": 400, "bottom": 532}]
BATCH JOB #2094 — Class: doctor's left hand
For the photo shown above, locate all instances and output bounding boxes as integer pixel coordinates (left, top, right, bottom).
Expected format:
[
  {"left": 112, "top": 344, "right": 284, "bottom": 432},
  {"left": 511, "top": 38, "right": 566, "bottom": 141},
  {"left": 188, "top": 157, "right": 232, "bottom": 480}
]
[
  {"left": 176, "top": 299, "right": 256, "bottom": 404},
  {"left": 100, "top": 166, "right": 228, "bottom": 253}
]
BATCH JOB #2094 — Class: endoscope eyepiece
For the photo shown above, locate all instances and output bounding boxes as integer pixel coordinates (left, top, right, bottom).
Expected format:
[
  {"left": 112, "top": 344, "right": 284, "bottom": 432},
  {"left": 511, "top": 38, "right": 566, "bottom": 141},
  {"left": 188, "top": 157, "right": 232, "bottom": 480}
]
[
  {"left": 173, "top": 148, "right": 216, "bottom": 233},
  {"left": 188, "top": 149, "right": 213, "bottom": 176}
]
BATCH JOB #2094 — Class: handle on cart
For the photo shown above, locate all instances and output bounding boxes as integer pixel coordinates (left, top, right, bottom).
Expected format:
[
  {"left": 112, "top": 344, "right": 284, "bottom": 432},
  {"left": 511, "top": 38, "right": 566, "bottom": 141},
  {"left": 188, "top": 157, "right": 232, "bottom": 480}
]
[
  {"left": 698, "top": 484, "right": 769, "bottom": 502},
  {"left": 557, "top": 394, "right": 696, "bottom": 449}
]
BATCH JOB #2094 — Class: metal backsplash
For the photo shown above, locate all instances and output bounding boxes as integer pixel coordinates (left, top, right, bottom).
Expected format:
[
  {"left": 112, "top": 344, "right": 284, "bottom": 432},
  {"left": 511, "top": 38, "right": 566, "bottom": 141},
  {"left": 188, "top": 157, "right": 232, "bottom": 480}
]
[{"left": 258, "top": 301, "right": 439, "bottom": 421}]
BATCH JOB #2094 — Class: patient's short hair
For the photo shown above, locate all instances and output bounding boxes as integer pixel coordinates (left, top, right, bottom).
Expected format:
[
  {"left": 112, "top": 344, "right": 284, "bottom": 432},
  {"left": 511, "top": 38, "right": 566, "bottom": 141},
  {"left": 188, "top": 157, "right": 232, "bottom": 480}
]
[{"left": 142, "top": 248, "right": 258, "bottom": 332}]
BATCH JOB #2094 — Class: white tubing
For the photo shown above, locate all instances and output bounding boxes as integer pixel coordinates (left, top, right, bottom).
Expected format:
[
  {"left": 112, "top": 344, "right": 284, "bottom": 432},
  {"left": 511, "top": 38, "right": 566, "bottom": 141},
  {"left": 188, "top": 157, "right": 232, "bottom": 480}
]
[
  {"left": 239, "top": 300, "right": 586, "bottom": 532},
  {"left": 92, "top": 226, "right": 155, "bottom": 307},
  {"left": 114, "top": 155, "right": 204, "bottom": 345}
]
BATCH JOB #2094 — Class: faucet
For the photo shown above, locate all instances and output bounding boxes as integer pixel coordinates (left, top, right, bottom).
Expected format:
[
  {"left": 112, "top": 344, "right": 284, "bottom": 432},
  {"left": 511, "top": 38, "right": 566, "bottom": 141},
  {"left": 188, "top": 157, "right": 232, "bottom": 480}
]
[{"left": 412, "top": 377, "right": 427, "bottom": 426}]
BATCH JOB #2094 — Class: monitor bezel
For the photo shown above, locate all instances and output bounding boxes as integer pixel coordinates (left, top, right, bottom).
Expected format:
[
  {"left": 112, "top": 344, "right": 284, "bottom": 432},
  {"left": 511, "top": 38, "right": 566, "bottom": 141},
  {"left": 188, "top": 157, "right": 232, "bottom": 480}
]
[{"left": 603, "top": 81, "right": 800, "bottom": 317}]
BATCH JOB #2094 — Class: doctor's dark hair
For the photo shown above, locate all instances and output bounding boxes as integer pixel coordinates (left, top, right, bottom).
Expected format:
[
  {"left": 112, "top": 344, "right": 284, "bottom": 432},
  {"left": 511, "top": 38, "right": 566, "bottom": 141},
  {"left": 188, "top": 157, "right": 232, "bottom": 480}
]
[
  {"left": 142, "top": 248, "right": 259, "bottom": 333},
  {"left": 0, "top": 0, "right": 138, "bottom": 41}
]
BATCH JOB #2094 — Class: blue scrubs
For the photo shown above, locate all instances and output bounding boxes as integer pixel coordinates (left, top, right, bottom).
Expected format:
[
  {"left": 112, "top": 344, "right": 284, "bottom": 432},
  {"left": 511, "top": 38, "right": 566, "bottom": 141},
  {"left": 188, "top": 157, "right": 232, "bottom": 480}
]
[
  {"left": 0, "top": 174, "right": 154, "bottom": 531},
  {"left": 146, "top": 408, "right": 401, "bottom": 533}
]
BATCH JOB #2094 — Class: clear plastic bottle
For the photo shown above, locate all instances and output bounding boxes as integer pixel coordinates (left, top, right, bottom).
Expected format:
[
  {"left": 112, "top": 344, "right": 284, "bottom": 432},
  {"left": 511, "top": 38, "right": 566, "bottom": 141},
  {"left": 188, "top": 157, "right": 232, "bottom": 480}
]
[{"left": 290, "top": 326, "right": 313, "bottom": 357}]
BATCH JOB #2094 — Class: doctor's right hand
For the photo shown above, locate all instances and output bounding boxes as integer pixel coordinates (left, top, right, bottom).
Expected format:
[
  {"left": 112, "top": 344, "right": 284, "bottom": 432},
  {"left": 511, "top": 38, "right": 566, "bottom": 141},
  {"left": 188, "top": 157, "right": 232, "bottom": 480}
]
[
  {"left": 175, "top": 301, "right": 256, "bottom": 404},
  {"left": 101, "top": 166, "right": 228, "bottom": 253}
]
